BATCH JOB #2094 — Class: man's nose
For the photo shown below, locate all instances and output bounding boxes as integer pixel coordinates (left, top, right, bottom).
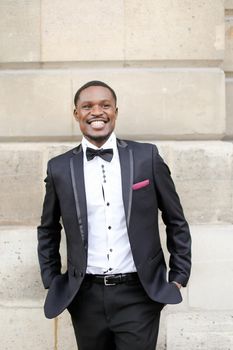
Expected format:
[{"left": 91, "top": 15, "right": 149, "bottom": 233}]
[{"left": 91, "top": 105, "right": 103, "bottom": 116}]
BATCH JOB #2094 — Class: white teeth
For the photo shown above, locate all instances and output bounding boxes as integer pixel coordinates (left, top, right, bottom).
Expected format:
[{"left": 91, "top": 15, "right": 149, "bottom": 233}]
[{"left": 90, "top": 121, "right": 105, "bottom": 129}]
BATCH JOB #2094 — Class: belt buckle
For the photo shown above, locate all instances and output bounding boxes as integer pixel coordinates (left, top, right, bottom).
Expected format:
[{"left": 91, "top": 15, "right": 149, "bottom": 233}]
[{"left": 104, "top": 275, "right": 116, "bottom": 286}]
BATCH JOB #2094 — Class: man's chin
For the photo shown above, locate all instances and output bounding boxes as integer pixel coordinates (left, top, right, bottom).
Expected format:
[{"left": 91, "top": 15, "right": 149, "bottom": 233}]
[{"left": 84, "top": 132, "right": 112, "bottom": 146}]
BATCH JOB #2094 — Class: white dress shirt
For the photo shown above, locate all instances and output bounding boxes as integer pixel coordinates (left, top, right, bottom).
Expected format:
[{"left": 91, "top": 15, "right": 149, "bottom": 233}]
[{"left": 82, "top": 133, "right": 136, "bottom": 275}]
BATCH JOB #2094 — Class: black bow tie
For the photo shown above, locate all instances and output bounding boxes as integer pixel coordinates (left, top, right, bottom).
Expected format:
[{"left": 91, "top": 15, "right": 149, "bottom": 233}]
[{"left": 86, "top": 147, "right": 113, "bottom": 162}]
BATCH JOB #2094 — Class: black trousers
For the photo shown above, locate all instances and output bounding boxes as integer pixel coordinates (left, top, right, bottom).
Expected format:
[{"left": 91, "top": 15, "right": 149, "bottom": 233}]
[{"left": 68, "top": 276, "right": 164, "bottom": 350}]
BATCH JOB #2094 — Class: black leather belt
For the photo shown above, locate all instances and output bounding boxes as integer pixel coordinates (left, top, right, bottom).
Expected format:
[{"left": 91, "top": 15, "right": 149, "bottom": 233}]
[{"left": 85, "top": 273, "right": 139, "bottom": 286}]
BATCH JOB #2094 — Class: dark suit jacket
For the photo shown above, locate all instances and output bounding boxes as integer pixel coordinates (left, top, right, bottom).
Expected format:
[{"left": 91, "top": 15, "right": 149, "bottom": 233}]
[{"left": 37, "top": 139, "right": 191, "bottom": 319}]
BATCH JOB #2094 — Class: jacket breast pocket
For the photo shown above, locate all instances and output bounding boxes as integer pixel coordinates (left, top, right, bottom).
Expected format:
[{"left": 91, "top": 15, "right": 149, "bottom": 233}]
[{"left": 132, "top": 179, "right": 151, "bottom": 192}]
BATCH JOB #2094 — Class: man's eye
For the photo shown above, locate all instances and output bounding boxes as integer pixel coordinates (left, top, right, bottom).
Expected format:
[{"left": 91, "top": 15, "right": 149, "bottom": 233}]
[
  {"left": 82, "top": 105, "right": 91, "bottom": 110},
  {"left": 103, "top": 104, "right": 110, "bottom": 109}
]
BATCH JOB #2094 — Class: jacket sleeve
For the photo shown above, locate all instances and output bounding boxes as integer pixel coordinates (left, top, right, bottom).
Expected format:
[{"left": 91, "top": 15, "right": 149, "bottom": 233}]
[
  {"left": 152, "top": 145, "right": 191, "bottom": 286},
  {"left": 37, "top": 160, "right": 62, "bottom": 289}
]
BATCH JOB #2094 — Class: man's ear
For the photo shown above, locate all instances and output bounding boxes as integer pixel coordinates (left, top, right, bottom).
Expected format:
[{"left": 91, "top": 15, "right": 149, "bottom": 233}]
[
  {"left": 73, "top": 109, "right": 79, "bottom": 122},
  {"left": 115, "top": 107, "right": 118, "bottom": 118}
]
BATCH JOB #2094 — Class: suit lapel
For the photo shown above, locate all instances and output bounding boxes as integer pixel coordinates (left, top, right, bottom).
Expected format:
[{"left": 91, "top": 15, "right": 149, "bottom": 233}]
[
  {"left": 70, "top": 145, "right": 88, "bottom": 249},
  {"left": 117, "top": 139, "right": 134, "bottom": 228}
]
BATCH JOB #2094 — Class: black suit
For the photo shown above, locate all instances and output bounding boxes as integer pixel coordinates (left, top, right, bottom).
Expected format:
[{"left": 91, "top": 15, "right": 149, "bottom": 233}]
[{"left": 38, "top": 139, "right": 191, "bottom": 341}]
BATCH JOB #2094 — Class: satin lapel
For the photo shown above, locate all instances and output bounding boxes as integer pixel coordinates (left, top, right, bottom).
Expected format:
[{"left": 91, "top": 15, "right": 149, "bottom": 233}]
[
  {"left": 117, "top": 140, "right": 134, "bottom": 228},
  {"left": 70, "top": 146, "right": 88, "bottom": 249}
]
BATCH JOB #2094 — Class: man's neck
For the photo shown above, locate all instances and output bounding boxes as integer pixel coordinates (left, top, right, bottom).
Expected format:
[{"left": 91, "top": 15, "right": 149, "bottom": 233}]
[{"left": 82, "top": 133, "right": 116, "bottom": 149}]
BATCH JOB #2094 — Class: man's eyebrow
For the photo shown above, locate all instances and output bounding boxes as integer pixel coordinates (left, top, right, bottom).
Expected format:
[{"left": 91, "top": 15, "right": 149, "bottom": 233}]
[
  {"left": 79, "top": 100, "right": 92, "bottom": 104},
  {"left": 79, "top": 99, "right": 112, "bottom": 104}
]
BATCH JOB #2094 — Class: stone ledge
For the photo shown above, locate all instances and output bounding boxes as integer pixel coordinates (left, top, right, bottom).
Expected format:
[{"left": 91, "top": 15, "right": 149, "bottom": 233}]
[
  {"left": 0, "top": 1, "right": 225, "bottom": 63},
  {"left": 1, "top": 224, "right": 233, "bottom": 311},
  {"left": 0, "top": 226, "right": 67, "bottom": 306},
  {"left": 166, "top": 312, "right": 233, "bottom": 350},
  {"left": 0, "top": 1, "right": 40, "bottom": 62},
  {"left": 222, "top": 14, "right": 233, "bottom": 71},
  {"left": 1, "top": 307, "right": 232, "bottom": 349},
  {"left": 41, "top": 0, "right": 224, "bottom": 61},
  {"left": 0, "top": 141, "right": 232, "bottom": 225},
  {"left": 0, "top": 306, "right": 76, "bottom": 350},
  {"left": 188, "top": 225, "right": 233, "bottom": 310},
  {"left": 225, "top": 0, "right": 233, "bottom": 10},
  {"left": 1, "top": 225, "right": 233, "bottom": 349},
  {"left": 0, "top": 68, "right": 225, "bottom": 138},
  {"left": 226, "top": 79, "right": 233, "bottom": 137}
]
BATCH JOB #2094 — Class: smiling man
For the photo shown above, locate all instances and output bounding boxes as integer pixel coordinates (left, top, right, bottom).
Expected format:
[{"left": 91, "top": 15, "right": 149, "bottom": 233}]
[
  {"left": 37, "top": 80, "right": 191, "bottom": 350},
  {"left": 73, "top": 83, "right": 118, "bottom": 146}
]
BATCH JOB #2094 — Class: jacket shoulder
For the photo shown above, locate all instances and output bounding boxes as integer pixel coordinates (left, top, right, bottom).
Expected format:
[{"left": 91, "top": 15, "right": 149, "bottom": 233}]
[{"left": 122, "top": 139, "right": 159, "bottom": 153}]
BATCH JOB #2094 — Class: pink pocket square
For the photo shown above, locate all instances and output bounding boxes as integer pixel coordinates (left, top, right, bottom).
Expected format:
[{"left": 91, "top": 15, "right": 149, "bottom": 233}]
[{"left": 132, "top": 179, "right": 150, "bottom": 190}]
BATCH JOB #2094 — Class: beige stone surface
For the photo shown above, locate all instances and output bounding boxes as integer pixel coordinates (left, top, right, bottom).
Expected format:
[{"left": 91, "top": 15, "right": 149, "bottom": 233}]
[
  {"left": 0, "top": 1, "right": 231, "bottom": 348},
  {"left": 0, "top": 145, "right": 44, "bottom": 224},
  {"left": 72, "top": 68, "right": 226, "bottom": 139},
  {"left": 1, "top": 225, "right": 233, "bottom": 349},
  {"left": 0, "top": 226, "right": 67, "bottom": 305},
  {"left": 188, "top": 225, "right": 233, "bottom": 310},
  {"left": 41, "top": 0, "right": 124, "bottom": 61},
  {"left": 156, "top": 312, "right": 166, "bottom": 350},
  {"left": 41, "top": 0, "right": 224, "bottom": 62},
  {"left": 56, "top": 311, "right": 78, "bottom": 349},
  {"left": 167, "top": 312, "right": 233, "bottom": 349},
  {"left": 0, "top": 301, "right": 166, "bottom": 350},
  {"left": 45, "top": 143, "right": 76, "bottom": 163},
  {"left": 222, "top": 15, "right": 233, "bottom": 71},
  {"left": 0, "top": 140, "right": 232, "bottom": 225},
  {"left": 0, "top": 143, "right": 80, "bottom": 225},
  {"left": 124, "top": 0, "right": 224, "bottom": 60},
  {"left": 0, "top": 225, "right": 183, "bottom": 350},
  {"left": 0, "top": 226, "right": 45, "bottom": 305},
  {"left": 0, "top": 0, "right": 40, "bottom": 62},
  {"left": 168, "top": 142, "right": 233, "bottom": 224},
  {"left": 0, "top": 71, "right": 73, "bottom": 138},
  {"left": 0, "top": 69, "right": 225, "bottom": 139},
  {"left": 0, "top": 307, "right": 54, "bottom": 350},
  {"left": 225, "top": 0, "right": 233, "bottom": 9},
  {"left": 226, "top": 78, "right": 233, "bottom": 137}
]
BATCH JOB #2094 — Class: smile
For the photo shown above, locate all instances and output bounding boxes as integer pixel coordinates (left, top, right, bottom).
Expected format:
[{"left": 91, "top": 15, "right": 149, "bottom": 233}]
[{"left": 89, "top": 120, "right": 106, "bottom": 129}]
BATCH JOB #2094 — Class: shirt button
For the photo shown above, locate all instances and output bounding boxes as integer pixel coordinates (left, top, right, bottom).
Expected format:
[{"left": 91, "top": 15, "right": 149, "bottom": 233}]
[
  {"left": 109, "top": 268, "right": 113, "bottom": 271},
  {"left": 106, "top": 202, "right": 110, "bottom": 206},
  {"left": 108, "top": 226, "right": 111, "bottom": 230},
  {"left": 110, "top": 249, "right": 113, "bottom": 252}
]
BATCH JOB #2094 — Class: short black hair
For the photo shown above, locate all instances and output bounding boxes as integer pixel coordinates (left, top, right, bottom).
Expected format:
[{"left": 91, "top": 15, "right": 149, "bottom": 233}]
[{"left": 74, "top": 80, "right": 117, "bottom": 106}]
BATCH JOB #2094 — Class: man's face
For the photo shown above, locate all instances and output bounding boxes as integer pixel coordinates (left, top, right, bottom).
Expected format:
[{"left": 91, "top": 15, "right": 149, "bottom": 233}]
[{"left": 74, "top": 85, "right": 118, "bottom": 147}]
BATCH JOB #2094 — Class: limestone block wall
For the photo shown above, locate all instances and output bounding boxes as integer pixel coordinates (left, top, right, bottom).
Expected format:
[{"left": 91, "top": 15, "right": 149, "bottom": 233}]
[
  {"left": 224, "top": 1, "right": 233, "bottom": 137},
  {"left": 0, "top": 1, "right": 233, "bottom": 349}
]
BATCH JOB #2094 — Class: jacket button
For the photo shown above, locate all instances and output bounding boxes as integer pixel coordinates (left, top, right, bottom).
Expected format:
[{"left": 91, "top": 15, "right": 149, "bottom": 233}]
[{"left": 80, "top": 272, "right": 84, "bottom": 277}]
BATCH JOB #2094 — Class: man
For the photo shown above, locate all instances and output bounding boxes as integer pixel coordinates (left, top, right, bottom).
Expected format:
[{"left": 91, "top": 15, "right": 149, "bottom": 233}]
[{"left": 37, "top": 80, "right": 191, "bottom": 350}]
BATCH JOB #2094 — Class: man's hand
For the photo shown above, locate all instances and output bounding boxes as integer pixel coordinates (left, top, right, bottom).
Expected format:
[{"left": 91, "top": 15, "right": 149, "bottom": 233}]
[{"left": 171, "top": 281, "right": 182, "bottom": 289}]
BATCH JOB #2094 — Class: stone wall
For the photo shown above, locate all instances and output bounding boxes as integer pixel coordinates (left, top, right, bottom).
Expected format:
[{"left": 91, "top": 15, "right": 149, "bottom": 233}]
[{"left": 0, "top": 1, "right": 233, "bottom": 349}]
